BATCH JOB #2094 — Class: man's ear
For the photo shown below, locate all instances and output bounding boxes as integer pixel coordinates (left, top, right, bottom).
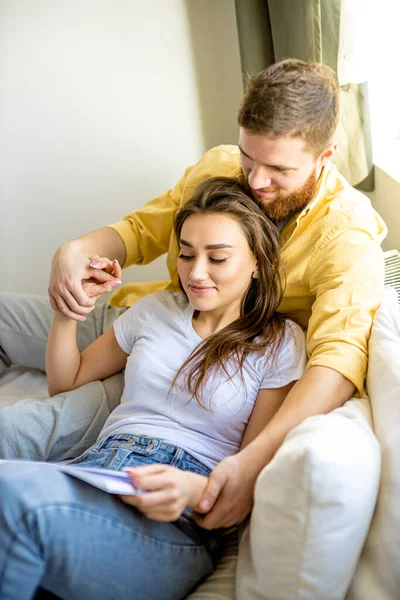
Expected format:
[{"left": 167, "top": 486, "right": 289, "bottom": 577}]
[{"left": 317, "top": 140, "right": 338, "bottom": 168}]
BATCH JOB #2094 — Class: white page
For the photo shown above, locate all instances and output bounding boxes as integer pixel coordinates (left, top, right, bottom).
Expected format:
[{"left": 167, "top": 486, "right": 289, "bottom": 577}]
[{"left": 0, "top": 460, "right": 143, "bottom": 495}]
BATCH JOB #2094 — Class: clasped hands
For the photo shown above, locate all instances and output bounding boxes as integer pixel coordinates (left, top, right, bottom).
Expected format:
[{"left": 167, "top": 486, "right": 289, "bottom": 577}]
[
  {"left": 121, "top": 452, "right": 258, "bottom": 529},
  {"left": 48, "top": 247, "right": 123, "bottom": 321}
]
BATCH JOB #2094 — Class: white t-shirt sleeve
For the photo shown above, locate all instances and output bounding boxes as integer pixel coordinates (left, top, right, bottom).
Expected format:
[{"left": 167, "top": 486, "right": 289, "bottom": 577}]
[
  {"left": 259, "top": 321, "right": 307, "bottom": 388},
  {"left": 112, "top": 296, "right": 151, "bottom": 354}
]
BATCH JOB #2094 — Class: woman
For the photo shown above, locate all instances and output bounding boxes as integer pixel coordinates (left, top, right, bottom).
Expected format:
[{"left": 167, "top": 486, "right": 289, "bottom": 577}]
[{"left": 0, "top": 177, "right": 306, "bottom": 600}]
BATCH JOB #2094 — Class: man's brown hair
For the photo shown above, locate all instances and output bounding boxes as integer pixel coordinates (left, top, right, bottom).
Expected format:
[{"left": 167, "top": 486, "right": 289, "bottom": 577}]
[{"left": 237, "top": 58, "right": 339, "bottom": 157}]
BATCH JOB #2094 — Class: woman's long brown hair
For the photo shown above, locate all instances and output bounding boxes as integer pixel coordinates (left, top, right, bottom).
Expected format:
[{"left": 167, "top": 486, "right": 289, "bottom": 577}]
[{"left": 171, "top": 176, "right": 287, "bottom": 408}]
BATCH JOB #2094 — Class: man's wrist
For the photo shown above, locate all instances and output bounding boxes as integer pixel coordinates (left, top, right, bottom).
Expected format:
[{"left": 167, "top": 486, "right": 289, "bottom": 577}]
[{"left": 238, "top": 432, "right": 279, "bottom": 477}]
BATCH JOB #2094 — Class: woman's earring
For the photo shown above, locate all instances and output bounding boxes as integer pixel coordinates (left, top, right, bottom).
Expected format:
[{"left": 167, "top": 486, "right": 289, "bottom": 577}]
[{"left": 252, "top": 271, "right": 258, "bottom": 279}]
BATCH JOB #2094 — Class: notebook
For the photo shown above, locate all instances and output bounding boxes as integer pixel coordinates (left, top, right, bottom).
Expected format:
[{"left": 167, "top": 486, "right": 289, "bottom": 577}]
[{"left": 0, "top": 460, "right": 143, "bottom": 495}]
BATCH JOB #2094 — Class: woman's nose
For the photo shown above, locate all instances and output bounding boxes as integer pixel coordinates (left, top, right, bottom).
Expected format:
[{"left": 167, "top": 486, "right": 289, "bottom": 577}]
[{"left": 190, "top": 259, "right": 208, "bottom": 281}]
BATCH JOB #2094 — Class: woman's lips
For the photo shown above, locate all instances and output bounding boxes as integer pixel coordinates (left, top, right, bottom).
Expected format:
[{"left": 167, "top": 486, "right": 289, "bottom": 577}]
[{"left": 188, "top": 285, "right": 215, "bottom": 295}]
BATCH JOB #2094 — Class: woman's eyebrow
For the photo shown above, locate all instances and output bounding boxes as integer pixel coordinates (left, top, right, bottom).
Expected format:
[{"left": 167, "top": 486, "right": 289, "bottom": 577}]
[{"left": 179, "top": 239, "right": 233, "bottom": 250}]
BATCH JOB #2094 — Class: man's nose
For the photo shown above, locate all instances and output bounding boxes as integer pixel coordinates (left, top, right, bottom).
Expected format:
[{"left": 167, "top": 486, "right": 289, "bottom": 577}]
[{"left": 248, "top": 165, "right": 272, "bottom": 190}]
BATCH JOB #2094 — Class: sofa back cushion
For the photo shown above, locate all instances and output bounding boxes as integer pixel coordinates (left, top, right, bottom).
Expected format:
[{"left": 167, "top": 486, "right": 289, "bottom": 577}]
[{"left": 347, "top": 286, "right": 400, "bottom": 600}]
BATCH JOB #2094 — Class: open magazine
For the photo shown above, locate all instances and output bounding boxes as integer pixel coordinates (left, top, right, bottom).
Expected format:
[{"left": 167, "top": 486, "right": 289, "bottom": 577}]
[{"left": 0, "top": 460, "right": 144, "bottom": 495}]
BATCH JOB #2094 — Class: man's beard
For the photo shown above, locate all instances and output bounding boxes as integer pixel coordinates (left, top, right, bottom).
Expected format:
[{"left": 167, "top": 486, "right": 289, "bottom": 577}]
[{"left": 249, "top": 171, "right": 318, "bottom": 223}]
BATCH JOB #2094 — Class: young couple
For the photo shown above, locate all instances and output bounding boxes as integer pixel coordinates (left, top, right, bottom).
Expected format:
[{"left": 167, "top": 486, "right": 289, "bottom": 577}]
[
  {"left": 0, "top": 176, "right": 306, "bottom": 599},
  {"left": 0, "top": 58, "right": 386, "bottom": 598}
]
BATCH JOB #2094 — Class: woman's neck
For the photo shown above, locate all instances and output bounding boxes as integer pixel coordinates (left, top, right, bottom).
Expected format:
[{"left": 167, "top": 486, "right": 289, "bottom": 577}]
[{"left": 192, "top": 304, "right": 241, "bottom": 339}]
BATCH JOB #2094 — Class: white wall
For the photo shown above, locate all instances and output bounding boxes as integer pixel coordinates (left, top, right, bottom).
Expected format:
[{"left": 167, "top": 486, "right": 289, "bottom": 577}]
[{"left": 0, "top": 0, "right": 243, "bottom": 295}]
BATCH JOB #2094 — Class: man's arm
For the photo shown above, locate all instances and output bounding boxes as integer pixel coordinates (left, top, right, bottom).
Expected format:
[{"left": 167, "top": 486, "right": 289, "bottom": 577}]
[
  {"left": 195, "top": 366, "right": 355, "bottom": 529},
  {"left": 196, "top": 207, "right": 384, "bottom": 529}
]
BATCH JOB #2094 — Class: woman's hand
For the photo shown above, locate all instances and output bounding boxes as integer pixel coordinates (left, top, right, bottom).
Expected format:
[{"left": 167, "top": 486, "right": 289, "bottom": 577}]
[
  {"left": 48, "top": 243, "right": 122, "bottom": 322},
  {"left": 82, "top": 255, "right": 122, "bottom": 299},
  {"left": 120, "top": 464, "right": 208, "bottom": 522}
]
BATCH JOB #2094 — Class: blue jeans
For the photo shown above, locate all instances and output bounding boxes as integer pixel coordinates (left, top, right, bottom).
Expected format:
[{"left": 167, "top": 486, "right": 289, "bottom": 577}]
[{"left": 0, "top": 434, "right": 223, "bottom": 600}]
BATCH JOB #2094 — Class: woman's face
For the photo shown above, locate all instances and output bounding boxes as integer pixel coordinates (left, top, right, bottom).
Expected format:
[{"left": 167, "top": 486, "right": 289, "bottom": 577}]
[{"left": 177, "top": 213, "right": 257, "bottom": 316}]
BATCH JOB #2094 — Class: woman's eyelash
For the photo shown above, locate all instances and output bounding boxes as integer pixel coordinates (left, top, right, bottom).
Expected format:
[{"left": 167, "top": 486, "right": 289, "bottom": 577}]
[
  {"left": 210, "top": 258, "right": 227, "bottom": 264},
  {"left": 178, "top": 254, "right": 194, "bottom": 261},
  {"left": 178, "top": 254, "right": 227, "bottom": 264}
]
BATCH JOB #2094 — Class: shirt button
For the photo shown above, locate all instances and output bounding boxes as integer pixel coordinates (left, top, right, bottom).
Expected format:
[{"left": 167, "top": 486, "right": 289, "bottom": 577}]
[{"left": 126, "top": 439, "right": 135, "bottom": 445}]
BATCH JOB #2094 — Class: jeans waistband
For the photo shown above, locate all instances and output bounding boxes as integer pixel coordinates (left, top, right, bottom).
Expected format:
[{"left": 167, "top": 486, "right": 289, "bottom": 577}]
[
  {"left": 96, "top": 433, "right": 211, "bottom": 476},
  {"left": 97, "top": 434, "right": 171, "bottom": 455}
]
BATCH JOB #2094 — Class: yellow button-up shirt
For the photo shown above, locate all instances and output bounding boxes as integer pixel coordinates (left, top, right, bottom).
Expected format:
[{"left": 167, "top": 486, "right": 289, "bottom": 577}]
[{"left": 109, "top": 145, "right": 387, "bottom": 394}]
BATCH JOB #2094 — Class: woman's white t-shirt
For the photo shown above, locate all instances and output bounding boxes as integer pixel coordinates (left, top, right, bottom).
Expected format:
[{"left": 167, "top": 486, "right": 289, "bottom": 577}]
[{"left": 99, "top": 291, "right": 306, "bottom": 470}]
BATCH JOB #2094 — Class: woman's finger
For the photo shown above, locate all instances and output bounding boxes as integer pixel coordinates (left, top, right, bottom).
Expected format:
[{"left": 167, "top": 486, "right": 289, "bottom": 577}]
[
  {"left": 130, "top": 472, "right": 176, "bottom": 493},
  {"left": 112, "top": 259, "right": 122, "bottom": 279},
  {"left": 86, "top": 266, "right": 121, "bottom": 285},
  {"left": 122, "top": 489, "right": 176, "bottom": 510},
  {"left": 82, "top": 280, "right": 121, "bottom": 298},
  {"left": 125, "top": 464, "right": 168, "bottom": 477},
  {"left": 89, "top": 256, "right": 117, "bottom": 275}
]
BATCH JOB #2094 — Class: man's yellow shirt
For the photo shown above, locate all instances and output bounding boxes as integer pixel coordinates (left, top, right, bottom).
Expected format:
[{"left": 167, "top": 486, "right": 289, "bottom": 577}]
[{"left": 109, "top": 145, "right": 387, "bottom": 394}]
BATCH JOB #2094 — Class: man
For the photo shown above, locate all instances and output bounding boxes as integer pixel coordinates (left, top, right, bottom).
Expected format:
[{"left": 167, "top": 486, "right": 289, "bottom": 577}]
[{"left": 0, "top": 59, "right": 386, "bottom": 531}]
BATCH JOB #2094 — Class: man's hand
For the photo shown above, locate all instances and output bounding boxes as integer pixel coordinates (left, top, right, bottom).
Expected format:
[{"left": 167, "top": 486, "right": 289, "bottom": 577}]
[
  {"left": 48, "top": 243, "right": 122, "bottom": 321},
  {"left": 193, "top": 454, "right": 259, "bottom": 530}
]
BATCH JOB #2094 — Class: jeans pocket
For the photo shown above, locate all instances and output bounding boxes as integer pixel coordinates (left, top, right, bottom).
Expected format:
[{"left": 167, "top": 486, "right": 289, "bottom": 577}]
[{"left": 67, "top": 442, "right": 103, "bottom": 465}]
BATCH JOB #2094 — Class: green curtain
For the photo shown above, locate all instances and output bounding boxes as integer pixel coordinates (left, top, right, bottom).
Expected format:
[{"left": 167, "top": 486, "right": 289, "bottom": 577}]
[{"left": 234, "top": 0, "right": 373, "bottom": 190}]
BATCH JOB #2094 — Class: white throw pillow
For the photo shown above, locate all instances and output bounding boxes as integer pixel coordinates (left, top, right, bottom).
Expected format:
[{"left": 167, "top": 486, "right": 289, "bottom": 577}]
[
  {"left": 236, "top": 396, "right": 381, "bottom": 600},
  {"left": 347, "top": 287, "right": 400, "bottom": 600}
]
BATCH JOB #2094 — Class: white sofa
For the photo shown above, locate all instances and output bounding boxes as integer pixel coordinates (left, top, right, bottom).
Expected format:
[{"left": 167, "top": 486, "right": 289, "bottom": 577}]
[
  {"left": 0, "top": 288, "right": 399, "bottom": 600},
  {"left": 189, "top": 286, "right": 400, "bottom": 600}
]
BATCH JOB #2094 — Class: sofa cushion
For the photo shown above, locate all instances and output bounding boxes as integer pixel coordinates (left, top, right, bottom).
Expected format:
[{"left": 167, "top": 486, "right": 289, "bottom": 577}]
[
  {"left": 236, "top": 396, "right": 381, "bottom": 600},
  {"left": 347, "top": 287, "right": 400, "bottom": 600}
]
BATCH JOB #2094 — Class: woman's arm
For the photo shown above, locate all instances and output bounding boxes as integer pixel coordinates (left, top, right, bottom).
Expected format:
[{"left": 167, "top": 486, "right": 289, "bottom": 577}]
[
  {"left": 240, "top": 381, "right": 296, "bottom": 449},
  {"left": 46, "top": 312, "right": 129, "bottom": 397}
]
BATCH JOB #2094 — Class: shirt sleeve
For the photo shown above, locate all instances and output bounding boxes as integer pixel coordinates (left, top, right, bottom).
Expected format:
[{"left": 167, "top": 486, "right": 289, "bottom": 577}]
[
  {"left": 306, "top": 209, "right": 385, "bottom": 395},
  {"left": 112, "top": 297, "right": 149, "bottom": 354},
  {"left": 259, "top": 322, "right": 307, "bottom": 389}
]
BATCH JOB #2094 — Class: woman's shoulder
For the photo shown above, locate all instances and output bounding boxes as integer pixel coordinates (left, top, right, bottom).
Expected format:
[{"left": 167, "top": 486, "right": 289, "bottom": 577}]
[
  {"left": 250, "top": 318, "right": 306, "bottom": 372},
  {"left": 124, "top": 290, "right": 189, "bottom": 321},
  {"left": 282, "top": 318, "right": 306, "bottom": 347},
  {"left": 150, "top": 290, "right": 189, "bottom": 312}
]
